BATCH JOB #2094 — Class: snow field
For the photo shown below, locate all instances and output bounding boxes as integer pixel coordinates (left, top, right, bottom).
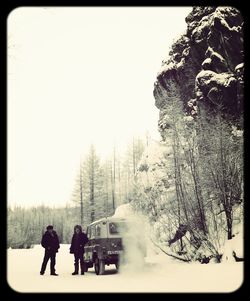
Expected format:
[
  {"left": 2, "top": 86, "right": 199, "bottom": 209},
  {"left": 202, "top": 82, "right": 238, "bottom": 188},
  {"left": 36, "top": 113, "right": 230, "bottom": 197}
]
[{"left": 7, "top": 244, "right": 243, "bottom": 293}]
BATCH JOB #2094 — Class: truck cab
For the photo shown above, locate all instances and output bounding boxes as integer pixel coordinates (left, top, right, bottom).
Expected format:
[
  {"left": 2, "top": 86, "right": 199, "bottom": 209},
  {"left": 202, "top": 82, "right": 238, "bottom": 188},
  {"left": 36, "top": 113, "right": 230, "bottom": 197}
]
[{"left": 84, "top": 217, "right": 129, "bottom": 275}]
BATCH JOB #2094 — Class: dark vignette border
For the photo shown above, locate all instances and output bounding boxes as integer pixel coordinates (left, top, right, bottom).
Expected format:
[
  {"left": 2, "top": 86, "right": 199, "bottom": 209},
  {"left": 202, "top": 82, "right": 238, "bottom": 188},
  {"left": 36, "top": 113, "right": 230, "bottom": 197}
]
[{"left": 1, "top": 0, "right": 247, "bottom": 300}]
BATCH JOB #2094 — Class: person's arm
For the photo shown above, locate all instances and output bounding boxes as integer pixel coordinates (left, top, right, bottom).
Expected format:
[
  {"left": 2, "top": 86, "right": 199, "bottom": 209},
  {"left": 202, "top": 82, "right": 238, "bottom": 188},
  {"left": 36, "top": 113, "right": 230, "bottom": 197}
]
[
  {"left": 84, "top": 233, "right": 89, "bottom": 245},
  {"left": 69, "top": 235, "right": 74, "bottom": 253},
  {"left": 56, "top": 233, "right": 60, "bottom": 249},
  {"left": 41, "top": 234, "right": 47, "bottom": 248},
  {"left": 79, "top": 233, "right": 87, "bottom": 249}
]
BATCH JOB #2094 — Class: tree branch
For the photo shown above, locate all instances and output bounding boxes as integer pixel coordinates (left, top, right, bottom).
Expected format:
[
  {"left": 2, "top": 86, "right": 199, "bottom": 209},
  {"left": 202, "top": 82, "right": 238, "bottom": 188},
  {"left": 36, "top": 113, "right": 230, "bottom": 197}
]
[{"left": 150, "top": 238, "right": 191, "bottom": 262}]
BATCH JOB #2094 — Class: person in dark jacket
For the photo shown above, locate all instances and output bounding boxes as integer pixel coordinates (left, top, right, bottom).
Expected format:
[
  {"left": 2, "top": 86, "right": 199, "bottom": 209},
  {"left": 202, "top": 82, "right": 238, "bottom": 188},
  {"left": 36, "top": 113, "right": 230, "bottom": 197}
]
[
  {"left": 168, "top": 224, "right": 188, "bottom": 246},
  {"left": 70, "top": 225, "right": 88, "bottom": 275},
  {"left": 40, "top": 225, "right": 60, "bottom": 276}
]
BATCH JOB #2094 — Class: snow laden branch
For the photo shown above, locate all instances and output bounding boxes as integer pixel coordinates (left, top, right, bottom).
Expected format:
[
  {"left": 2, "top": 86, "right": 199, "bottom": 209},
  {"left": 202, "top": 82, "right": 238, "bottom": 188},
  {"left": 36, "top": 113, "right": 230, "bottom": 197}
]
[{"left": 150, "top": 237, "right": 191, "bottom": 263}]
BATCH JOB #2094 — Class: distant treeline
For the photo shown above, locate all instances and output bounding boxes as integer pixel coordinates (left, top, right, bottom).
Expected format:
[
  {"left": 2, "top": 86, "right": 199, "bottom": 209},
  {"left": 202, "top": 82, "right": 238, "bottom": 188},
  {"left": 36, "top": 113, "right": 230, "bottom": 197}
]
[
  {"left": 8, "top": 136, "right": 147, "bottom": 249},
  {"left": 8, "top": 205, "right": 82, "bottom": 248}
]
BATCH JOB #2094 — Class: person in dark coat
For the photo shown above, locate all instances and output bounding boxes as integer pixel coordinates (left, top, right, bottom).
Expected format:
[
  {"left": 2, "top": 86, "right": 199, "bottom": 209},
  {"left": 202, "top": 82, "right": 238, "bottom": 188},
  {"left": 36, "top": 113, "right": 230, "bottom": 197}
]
[
  {"left": 70, "top": 225, "right": 88, "bottom": 275},
  {"left": 40, "top": 225, "right": 60, "bottom": 276},
  {"left": 168, "top": 224, "right": 188, "bottom": 246}
]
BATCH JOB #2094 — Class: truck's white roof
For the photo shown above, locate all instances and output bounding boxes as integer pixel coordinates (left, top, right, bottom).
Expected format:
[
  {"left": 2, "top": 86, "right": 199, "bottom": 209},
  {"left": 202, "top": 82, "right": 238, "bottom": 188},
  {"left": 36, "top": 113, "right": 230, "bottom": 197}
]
[{"left": 87, "top": 216, "right": 128, "bottom": 227}]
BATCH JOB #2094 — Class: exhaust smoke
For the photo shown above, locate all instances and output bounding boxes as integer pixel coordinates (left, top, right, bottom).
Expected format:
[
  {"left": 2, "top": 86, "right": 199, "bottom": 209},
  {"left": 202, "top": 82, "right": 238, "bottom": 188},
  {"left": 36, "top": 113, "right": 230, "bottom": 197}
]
[{"left": 112, "top": 204, "right": 148, "bottom": 273}]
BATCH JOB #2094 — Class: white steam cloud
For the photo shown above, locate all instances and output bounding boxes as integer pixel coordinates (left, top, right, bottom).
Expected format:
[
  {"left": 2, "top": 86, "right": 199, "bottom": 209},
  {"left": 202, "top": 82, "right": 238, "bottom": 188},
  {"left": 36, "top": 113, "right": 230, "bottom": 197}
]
[{"left": 112, "top": 204, "right": 149, "bottom": 273}]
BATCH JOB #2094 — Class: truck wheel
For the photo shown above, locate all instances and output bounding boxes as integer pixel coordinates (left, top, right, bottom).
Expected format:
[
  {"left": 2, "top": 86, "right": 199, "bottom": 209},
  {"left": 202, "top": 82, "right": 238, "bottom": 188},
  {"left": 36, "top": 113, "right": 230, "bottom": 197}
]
[{"left": 94, "top": 258, "right": 105, "bottom": 275}]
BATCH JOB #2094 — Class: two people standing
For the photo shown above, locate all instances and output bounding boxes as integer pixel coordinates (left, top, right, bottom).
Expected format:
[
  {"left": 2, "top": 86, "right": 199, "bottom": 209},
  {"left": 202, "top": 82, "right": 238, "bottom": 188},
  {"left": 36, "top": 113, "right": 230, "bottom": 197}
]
[{"left": 40, "top": 224, "right": 88, "bottom": 276}]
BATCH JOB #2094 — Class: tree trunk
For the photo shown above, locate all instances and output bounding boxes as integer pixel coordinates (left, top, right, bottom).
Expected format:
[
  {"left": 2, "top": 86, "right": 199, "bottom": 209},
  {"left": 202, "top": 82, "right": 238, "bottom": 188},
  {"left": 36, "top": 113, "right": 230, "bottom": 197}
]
[{"left": 80, "top": 163, "right": 83, "bottom": 225}]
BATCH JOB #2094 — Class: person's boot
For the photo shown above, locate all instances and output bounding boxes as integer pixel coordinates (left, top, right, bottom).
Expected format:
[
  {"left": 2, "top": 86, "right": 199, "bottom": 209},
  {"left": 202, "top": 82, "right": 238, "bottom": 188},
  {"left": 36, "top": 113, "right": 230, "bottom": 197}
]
[
  {"left": 51, "top": 272, "right": 59, "bottom": 276},
  {"left": 72, "top": 264, "right": 79, "bottom": 275}
]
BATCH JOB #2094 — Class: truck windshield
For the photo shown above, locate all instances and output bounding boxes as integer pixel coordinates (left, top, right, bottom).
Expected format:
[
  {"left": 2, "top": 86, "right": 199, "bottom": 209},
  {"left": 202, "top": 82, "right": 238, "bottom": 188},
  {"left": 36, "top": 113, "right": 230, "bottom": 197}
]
[{"left": 109, "top": 222, "right": 128, "bottom": 234}]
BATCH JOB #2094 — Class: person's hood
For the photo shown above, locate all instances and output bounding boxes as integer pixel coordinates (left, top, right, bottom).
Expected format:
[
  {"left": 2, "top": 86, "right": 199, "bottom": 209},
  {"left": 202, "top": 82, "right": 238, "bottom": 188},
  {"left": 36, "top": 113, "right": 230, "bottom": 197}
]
[{"left": 74, "top": 225, "right": 83, "bottom": 233}]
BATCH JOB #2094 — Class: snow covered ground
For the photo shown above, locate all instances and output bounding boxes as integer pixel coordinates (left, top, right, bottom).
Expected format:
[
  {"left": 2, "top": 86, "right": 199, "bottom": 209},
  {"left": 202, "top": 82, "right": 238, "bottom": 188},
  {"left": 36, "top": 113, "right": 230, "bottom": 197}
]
[{"left": 7, "top": 244, "right": 243, "bottom": 293}]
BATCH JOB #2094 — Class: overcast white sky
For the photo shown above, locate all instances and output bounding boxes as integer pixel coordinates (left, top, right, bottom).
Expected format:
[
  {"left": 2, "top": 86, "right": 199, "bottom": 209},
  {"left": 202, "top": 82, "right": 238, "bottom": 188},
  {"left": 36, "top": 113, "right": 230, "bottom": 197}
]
[{"left": 8, "top": 6, "right": 192, "bottom": 207}]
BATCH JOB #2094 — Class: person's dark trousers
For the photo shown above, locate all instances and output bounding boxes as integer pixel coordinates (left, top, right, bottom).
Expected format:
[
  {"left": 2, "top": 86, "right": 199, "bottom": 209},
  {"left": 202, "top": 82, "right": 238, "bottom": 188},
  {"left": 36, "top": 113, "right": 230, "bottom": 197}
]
[
  {"left": 40, "top": 250, "right": 56, "bottom": 274},
  {"left": 74, "top": 252, "right": 84, "bottom": 274}
]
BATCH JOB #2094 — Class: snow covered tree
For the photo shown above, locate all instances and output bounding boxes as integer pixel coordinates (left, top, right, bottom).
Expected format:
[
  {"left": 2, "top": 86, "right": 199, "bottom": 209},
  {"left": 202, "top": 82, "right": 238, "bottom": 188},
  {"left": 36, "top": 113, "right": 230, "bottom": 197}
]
[
  {"left": 81, "top": 145, "right": 106, "bottom": 224},
  {"left": 71, "top": 160, "right": 85, "bottom": 225},
  {"left": 197, "top": 108, "right": 243, "bottom": 240},
  {"left": 121, "top": 136, "right": 146, "bottom": 202}
]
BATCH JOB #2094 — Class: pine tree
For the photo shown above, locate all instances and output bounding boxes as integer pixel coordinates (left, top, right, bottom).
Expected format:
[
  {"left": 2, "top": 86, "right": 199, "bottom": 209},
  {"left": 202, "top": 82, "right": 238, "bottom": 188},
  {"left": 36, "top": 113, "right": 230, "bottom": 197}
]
[{"left": 81, "top": 145, "right": 106, "bottom": 224}]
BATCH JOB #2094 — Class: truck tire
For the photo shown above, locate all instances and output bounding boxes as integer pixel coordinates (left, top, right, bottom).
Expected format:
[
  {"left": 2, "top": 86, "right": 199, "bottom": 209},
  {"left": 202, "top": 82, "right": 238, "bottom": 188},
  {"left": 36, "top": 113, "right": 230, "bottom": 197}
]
[{"left": 94, "top": 258, "right": 105, "bottom": 275}]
